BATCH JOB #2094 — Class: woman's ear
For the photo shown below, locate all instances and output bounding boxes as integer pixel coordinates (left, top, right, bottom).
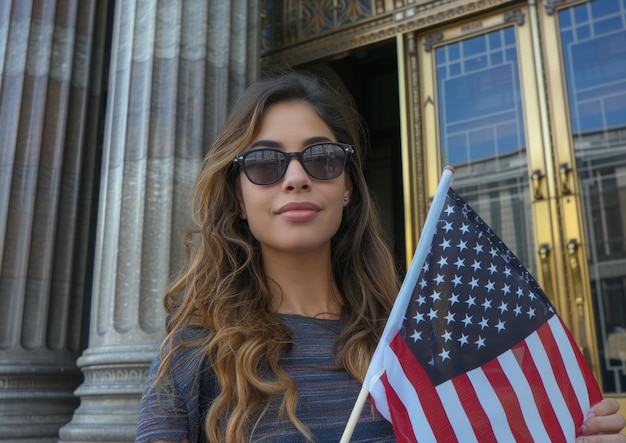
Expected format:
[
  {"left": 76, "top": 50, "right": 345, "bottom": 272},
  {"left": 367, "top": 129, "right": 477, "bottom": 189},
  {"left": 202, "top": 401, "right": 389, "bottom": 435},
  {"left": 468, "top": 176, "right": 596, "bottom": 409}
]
[{"left": 343, "top": 175, "right": 353, "bottom": 206}]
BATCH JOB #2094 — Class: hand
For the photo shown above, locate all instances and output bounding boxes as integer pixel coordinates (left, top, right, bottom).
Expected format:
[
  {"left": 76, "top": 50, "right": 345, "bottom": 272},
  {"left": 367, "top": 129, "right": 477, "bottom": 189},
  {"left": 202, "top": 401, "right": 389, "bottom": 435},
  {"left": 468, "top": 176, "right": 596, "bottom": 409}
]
[{"left": 576, "top": 398, "right": 626, "bottom": 442}]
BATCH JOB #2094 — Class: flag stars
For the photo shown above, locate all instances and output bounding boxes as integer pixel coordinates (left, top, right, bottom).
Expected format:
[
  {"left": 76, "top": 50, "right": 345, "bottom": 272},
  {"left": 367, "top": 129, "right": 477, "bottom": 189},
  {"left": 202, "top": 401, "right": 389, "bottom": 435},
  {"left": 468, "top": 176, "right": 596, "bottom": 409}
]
[
  {"left": 457, "top": 240, "right": 468, "bottom": 251},
  {"left": 442, "top": 221, "right": 453, "bottom": 233},
  {"left": 434, "top": 273, "right": 446, "bottom": 285},
  {"left": 410, "top": 330, "right": 422, "bottom": 342},
  {"left": 458, "top": 333, "right": 469, "bottom": 346},
  {"left": 503, "top": 268, "right": 512, "bottom": 278},
  {"left": 452, "top": 275, "right": 463, "bottom": 287},
  {"left": 429, "top": 290, "right": 442, "bottom": 302},
  {"left": 416, "top": 295, "right": 426, "bottom": 306},
  {"left": 495, "top": 319, "right": 506, "bottom": 332},
  {"left": 527, "top": 307, "right": 536, "bottom": 319},
  {"left": 454, "top": 257, "right": 465, "bottom": 269},
  {"left": 444, "top": 311, "right": 455, "bottom": 324},
  {"left": 444, "top": 204, "right": 455, "bottom": 216},
  {"left": 439, "top": 348, "right": 451, "bottom": 361},
  {"left": 419, "top": 278, "right": 428, "bottom": 289},
  {"left": 514, "top": 304, "right": 523, "bottom": 316},
  {"left": 498, "top": 301, "right": 509, "bottom": 314},
  {"left": 502, "top": 283, "right": 511, "bottom": 296},
  {"left": 475, "top": 336, "right": 486, "bottom": 349},
  {"left": 469, "top": 277, "right": 480, "bottom": 289},
  {"left": 481, "top": 298, "right": 492, "bottom": 310},
  {"left": 439, "top": 238, "right": 451, "bottom": 250},
  {"left": 485, "top": 280, "right": 495, "bottom": 292},
  {"left": 465, "top": 295, "right": 477, "bottom": 308},
  {"left": 489, "top": 247, "right": 498, "bottom": 258},
  {"left": 427, "top": 308, "right": 438, "bottom": 320},
  {"left": 462, "top": 314, "right": 473, "bottom": 327},
  {"left": 471, "top": 260, "right": 482, "bottom": 271},
  {"left": 449, "top": 293, "right": 460, "bottom": 305},
  {"left": 413, "top": 312, "right": 425, "bottom": 324},
  {"left": 460, "top": 223, "right": 470, "bottom": 234},
  {"left": 441, "top": 330, "right": 453, "bottom": 342},
  {"left": 488, "top": 263, "right": 498, "bottom": 274},
  {"left": 473, "top": 243, "right": 484, "bottom": 254},
  {"left": 479, "top": 317, "right": 489, "bottom": 330},
  {"left": 516, "top": 287, "right": 524, "bottom": 298}
]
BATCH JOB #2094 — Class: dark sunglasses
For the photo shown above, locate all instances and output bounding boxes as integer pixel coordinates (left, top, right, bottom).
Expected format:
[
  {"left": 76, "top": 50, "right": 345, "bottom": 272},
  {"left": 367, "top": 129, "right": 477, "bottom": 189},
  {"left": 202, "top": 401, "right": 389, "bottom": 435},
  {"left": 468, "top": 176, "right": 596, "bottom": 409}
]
[{"left": 233, "top": 142, "right": 354, "bottom": 185}]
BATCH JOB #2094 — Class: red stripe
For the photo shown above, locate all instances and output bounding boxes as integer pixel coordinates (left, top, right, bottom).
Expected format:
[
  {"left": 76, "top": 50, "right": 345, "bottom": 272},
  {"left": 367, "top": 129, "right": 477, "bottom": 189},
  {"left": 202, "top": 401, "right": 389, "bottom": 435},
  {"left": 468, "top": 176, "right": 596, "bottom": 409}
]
[
  {"left": 450, "top": 373, "right": 497, "bottom": 442},
  {"left": 536, "top": 321, "right": 584, "bottom": 424},
  {"left": 513, "top": 340, "right": 566, "bottom": 441},
  {"left": 481, "top": 357, "right": 534, "bottom": 441},
  {"left": 558, "top": 317, "right": 603, "bottom": 408},
  {"left": 389, "top": 334, "right": 457, "bottom": 441},
  {"left": 380, "top": 372, "right": 418, "bottom": 443}
]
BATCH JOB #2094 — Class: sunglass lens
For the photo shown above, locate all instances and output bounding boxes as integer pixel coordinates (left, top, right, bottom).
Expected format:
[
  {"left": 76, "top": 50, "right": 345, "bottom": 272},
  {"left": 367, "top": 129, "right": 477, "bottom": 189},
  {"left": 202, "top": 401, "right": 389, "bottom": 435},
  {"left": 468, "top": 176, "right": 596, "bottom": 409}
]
[
  {"left": 303, "top": 144, "right": 346, "bottom": 180},
  {"left": 243, "top": 150, "right": 285, "bottom": 184}
]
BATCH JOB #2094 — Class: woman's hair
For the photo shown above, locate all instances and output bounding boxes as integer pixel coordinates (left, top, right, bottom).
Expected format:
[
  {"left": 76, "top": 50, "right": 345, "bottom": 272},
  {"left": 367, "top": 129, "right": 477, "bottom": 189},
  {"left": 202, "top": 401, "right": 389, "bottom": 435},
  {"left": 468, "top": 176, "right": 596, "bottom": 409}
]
[{"left": 157, "top": 70, "right": 400, "bottom": 442}]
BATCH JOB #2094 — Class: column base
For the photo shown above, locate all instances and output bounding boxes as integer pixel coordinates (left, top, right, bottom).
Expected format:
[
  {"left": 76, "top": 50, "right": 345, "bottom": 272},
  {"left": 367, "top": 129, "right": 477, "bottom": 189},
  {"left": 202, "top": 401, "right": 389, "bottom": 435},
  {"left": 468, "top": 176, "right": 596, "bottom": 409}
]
[
  {"left": 0, "top": 363, "right": 81, "bottom": 441},
  {"left": 58, "top": 347, "right": 156, "bottom": 442}
]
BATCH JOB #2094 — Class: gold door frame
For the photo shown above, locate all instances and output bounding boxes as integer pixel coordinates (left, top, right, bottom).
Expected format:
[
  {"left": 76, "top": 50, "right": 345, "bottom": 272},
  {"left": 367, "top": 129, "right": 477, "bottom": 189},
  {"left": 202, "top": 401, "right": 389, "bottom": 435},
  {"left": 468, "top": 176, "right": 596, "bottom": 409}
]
[{"left": 413, "top": 1, "right": 602, "bottom": 382}]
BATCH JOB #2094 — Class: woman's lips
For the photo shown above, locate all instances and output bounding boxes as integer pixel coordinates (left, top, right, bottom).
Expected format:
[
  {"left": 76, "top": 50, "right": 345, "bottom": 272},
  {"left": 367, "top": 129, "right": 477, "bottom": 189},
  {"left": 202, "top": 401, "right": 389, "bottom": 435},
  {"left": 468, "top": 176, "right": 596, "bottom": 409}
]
[{"left": 276, "top": 202, "right": 321, "bottom": 221}]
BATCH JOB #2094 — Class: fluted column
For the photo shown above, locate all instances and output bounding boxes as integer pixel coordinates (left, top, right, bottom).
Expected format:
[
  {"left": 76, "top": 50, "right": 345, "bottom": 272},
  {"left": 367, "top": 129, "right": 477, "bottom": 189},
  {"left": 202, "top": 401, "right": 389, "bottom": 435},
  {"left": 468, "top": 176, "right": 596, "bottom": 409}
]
[
  {"left": 0, "top": 0, "right": 104, "bottom": 441},
  {"left": 59, "top": 0, "right": 259, "bottom": 441}
]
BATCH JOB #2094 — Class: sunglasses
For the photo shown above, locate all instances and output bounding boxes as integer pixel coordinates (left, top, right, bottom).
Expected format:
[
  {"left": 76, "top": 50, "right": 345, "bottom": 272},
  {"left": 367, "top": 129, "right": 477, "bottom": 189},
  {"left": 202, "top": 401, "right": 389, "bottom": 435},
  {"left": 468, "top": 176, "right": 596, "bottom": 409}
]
[{"left": 233, "top": 142, "right": 354, "bottom": 185}]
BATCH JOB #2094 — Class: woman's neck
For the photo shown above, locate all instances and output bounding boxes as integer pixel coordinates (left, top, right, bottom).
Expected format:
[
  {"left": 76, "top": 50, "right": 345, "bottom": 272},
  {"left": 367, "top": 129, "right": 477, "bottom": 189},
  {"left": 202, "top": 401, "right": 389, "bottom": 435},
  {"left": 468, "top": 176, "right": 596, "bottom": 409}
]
[{"left": 261, "top": 247, "right": 342, "bottom": 319}]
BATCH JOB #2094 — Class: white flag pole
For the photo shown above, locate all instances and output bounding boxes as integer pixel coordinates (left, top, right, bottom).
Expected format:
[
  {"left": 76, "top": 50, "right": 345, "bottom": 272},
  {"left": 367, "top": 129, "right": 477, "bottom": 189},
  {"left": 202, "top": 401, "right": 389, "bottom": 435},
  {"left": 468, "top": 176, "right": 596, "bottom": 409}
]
[{"left": 339, "top": 166, "right": 455, "bottom": 442}]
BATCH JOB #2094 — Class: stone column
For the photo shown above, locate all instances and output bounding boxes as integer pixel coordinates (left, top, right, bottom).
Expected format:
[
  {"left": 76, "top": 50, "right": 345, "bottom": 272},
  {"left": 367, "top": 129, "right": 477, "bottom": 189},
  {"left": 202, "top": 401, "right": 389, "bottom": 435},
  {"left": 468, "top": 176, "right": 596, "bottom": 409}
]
[
  {"left": 0, "top": 0, "right": 104, "bottom": 441},
  {"left": 59, "top": 0, "right": 259, "bottom": 441}
]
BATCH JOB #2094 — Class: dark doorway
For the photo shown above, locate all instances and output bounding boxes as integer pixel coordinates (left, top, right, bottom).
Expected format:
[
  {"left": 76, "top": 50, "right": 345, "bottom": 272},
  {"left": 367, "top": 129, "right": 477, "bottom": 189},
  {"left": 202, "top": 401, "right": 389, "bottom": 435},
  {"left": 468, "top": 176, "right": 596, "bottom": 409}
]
[{"left": 301, "top": 41, "right": 405, "bottom": 270}]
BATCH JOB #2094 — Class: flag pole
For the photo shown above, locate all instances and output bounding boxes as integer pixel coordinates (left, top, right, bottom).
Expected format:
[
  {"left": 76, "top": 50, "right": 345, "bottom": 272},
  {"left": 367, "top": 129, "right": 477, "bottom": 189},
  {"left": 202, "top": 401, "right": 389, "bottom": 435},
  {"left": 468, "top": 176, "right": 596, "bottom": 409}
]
[
  {"left": 339, "top": 166, "right": 455, "bottom": 442},
  {"left": 339, "top": 386, "right": 370, "bottom": 443}
]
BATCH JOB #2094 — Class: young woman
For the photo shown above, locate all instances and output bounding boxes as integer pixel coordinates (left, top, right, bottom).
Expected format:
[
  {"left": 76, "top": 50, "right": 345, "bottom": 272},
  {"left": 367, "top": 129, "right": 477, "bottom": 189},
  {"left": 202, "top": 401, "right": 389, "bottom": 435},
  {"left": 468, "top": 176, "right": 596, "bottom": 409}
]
[{"left": 136, "top": 71, "right": 625, "bottom": 442}]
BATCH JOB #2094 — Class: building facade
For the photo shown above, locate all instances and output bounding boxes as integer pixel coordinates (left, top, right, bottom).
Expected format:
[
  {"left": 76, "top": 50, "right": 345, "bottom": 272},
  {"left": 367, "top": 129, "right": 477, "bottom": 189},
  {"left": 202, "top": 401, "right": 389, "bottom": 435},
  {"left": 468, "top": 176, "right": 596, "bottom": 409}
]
[{"left": 0, "top": 0, "right": 624, "bottom": 441}]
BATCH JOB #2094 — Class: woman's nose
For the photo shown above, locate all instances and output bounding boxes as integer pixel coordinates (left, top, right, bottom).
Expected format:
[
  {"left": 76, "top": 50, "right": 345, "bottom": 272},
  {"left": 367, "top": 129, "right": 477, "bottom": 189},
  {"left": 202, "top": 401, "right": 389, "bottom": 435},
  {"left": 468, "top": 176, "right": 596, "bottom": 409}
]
[{"left": 281, "top": 157, "right": 311, "bottom": 190}]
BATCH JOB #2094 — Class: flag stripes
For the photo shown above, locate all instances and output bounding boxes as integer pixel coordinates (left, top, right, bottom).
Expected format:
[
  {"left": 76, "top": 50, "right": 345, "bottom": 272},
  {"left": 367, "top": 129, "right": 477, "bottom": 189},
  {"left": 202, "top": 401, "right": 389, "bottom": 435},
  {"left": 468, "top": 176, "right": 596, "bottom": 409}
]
[{"left": 371, "top": 315, "right": 601, "bottom": 442}]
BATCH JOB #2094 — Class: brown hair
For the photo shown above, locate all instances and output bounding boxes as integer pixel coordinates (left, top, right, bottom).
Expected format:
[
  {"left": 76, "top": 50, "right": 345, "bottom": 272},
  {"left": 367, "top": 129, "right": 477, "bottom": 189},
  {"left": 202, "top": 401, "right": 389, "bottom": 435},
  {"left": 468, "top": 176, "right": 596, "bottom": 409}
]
[{"left": 156, "top": 70, "right": 400, "bottom": 442}]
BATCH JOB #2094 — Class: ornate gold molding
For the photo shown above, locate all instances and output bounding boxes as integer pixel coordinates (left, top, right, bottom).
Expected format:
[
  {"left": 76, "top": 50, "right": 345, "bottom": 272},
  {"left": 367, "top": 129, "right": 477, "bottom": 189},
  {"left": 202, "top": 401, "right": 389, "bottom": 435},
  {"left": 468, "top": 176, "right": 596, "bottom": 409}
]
[{"left": 262, "top": 0, "right": 516, "bottom": 66}]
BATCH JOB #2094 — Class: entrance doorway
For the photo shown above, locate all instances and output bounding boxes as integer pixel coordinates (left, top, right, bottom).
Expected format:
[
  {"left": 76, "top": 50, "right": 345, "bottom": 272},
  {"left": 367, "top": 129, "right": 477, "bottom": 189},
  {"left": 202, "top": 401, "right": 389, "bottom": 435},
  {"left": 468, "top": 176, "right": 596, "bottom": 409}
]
[{"left": 302, "top": 41, "right": 406, "bottom": 269}]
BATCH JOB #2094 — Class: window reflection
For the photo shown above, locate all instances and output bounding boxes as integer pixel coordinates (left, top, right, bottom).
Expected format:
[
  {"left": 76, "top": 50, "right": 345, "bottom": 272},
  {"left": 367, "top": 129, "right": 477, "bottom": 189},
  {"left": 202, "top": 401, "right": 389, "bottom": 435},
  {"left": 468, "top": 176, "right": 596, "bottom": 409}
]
[
  {"left": 435, "top": 26, "right": 534, "bottom": 272},
  {"left": 560, "top": 0, "right": 626, "bottom": 393}
]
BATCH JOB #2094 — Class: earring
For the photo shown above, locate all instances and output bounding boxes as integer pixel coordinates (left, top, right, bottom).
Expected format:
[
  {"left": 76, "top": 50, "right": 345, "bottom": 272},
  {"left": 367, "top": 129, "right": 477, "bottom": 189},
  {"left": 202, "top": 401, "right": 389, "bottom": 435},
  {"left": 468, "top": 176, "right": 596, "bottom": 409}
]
[{"left": 344, "top": 196, "right": 348, "bottom": 202}]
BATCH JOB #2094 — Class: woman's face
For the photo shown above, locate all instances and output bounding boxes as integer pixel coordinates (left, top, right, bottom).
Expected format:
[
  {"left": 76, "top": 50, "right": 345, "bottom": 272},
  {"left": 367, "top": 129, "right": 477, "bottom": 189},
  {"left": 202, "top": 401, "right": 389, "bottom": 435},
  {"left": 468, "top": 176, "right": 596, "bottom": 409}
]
[{"left": 237, "top": 100, "right": 352, "bottom": 256}]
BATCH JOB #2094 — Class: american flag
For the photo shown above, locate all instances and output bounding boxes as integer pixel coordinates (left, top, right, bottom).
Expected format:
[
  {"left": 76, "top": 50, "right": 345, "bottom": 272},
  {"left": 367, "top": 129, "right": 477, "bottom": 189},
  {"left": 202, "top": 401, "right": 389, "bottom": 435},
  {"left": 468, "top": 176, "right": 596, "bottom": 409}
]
[{"left": 362, "top": 171, "right": 602, "bottom": 442}]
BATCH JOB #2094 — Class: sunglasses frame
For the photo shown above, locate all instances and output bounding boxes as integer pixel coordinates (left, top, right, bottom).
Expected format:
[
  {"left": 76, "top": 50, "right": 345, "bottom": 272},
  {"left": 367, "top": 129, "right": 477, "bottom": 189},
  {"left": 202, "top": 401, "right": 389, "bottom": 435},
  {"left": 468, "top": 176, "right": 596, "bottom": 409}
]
[{"left": 233, "top": 142, "right": 354, "bottom": 185}]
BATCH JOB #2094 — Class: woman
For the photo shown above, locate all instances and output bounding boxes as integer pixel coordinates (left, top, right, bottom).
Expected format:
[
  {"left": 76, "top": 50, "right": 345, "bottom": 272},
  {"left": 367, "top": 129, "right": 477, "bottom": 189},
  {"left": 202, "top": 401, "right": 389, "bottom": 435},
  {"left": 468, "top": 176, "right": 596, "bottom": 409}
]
[{"left": 137, "top": 71, "right": 625, "bottom": 442}]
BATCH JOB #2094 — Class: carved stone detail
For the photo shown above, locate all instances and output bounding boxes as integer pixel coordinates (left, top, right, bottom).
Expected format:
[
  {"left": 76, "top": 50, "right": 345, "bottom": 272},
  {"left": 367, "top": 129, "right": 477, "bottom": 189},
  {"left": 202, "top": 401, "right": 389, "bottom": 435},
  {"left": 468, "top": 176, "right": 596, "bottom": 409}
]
[
  {"left": 263, "top": 0, "right": 516, "bottom": 66},
  {"left": 504, "top": 8, "right": 525, "bottom": 25}
]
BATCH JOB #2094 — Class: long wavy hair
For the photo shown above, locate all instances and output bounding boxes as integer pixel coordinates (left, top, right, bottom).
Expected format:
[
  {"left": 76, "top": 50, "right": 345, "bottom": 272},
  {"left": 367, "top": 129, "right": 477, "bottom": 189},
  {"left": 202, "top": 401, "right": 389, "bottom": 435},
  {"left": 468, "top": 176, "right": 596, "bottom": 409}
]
[{"left": 156, "top": 71, "right": 400, "bottom": 442}]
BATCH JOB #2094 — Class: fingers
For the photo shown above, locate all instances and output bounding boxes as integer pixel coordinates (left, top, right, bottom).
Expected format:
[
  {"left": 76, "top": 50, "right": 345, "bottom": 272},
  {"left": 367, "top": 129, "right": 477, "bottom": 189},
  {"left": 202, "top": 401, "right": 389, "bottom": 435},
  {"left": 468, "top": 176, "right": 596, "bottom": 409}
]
[
  {"left": 576, "top": 399, "right": 626, "bottom": 442},
  {"left": 588, "top": 399, "right": 620, "bottom": 417},
  {"left": 575, "top": 435, "right": 626, "bottom": 443}
]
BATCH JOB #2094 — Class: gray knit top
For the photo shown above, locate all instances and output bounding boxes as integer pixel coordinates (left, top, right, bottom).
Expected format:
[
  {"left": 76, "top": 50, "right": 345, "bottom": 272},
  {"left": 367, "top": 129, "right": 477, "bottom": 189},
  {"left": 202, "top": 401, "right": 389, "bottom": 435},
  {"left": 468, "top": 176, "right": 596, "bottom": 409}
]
[{"left": 136, "top": 314, "right": 396, "bottom": 442}]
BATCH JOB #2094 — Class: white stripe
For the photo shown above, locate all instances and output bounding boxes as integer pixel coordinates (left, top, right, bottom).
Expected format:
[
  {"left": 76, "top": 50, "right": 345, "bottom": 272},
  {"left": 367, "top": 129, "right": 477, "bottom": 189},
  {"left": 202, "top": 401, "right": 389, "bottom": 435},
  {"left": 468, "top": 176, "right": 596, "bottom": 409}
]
[
  {"left": 466, "top": 367, "right": 517, "bottom": 441},
  {"left": 548, "top": 316, "right": 592, "bottom": 415},
  {"left": 497, "top": 350, "right": 551, "bottom": 441},
  {"left": 368, "top": 375, "right": 391, "bottom": 421},
  {"left": 436, "top": 381, "right": 478, "bottom": 442},
  {"left": 380, "top": 345, "right": 438, "bottom": 442},
  {"left": 525, "top": 328, "right": 575, "bottom": 440}
]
